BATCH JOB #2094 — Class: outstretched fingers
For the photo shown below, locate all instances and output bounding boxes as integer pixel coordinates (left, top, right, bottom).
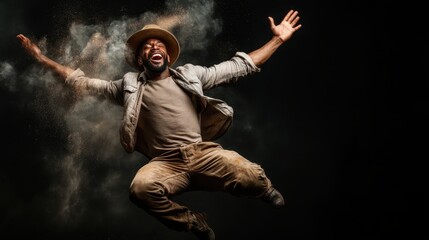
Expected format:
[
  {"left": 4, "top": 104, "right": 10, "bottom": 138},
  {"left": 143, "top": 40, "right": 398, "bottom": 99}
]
[
  {"left": 284, "top": 10, "right": 302, "bottom": 30},
  {"left": 16, "top": 34, "right": 26, "bottom": 44},
  {"left": 283, "top": 10, "right": 294, "bottom": 22},
  {"left": 16, "top": 34, "right": 31, "bottom": 48},
  {"left": 16, "top": 34, "right": 43, "bottom": 59}
]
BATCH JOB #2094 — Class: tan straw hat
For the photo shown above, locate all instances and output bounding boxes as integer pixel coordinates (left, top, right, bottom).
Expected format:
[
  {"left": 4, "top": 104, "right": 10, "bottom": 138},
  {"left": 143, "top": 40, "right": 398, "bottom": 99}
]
[{"left": 125, "top": 24, "right": 180, "bottom": 70}]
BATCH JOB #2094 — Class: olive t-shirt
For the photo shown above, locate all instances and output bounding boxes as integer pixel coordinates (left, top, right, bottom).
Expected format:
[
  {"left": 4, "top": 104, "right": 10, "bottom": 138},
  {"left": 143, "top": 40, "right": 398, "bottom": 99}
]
[{"left": 137, "top": 76, "right": 202, "bottom": 159}]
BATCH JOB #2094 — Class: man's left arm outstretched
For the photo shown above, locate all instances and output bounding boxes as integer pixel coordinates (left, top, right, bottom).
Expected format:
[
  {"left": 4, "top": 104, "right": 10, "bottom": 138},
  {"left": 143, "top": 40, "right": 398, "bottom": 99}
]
[{"left": 248, "top": 9, "right": 302, "bottom": 67}]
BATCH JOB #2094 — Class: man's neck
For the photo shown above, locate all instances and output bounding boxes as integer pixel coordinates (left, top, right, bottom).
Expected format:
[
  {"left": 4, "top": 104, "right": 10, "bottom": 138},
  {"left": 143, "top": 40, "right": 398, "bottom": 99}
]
[{"left": 145, "top": 69, "right": 171, "bottom": 81}]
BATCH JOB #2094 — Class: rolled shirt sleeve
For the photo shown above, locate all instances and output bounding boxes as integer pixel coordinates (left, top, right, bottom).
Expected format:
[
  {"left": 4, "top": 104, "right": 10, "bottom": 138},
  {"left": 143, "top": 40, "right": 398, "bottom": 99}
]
[
  {"left": 65, "top": 68, "right": 124, "bottom": 105},
  {"left": 175, "top": 52, "right": 261, "bottom": 90}
]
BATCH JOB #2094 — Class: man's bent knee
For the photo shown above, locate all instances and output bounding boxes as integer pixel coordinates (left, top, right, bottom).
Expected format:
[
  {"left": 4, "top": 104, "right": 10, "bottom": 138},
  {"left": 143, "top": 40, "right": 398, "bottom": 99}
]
[{"left": 129, "top": 180, "right": 166, "bottom": 206}]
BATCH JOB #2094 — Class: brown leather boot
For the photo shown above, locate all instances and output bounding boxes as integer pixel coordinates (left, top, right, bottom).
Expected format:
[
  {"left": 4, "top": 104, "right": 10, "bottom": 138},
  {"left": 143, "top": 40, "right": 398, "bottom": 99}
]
[
  {"left": 261, "top": 187, "right": 285, "bottom": 208},
  {"left": 190, "top": 212, "right": 215, "bottom": 240}
]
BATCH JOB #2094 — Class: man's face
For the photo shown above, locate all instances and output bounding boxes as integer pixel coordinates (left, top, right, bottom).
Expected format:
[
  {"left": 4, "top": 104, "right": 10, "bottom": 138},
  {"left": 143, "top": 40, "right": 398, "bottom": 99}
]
[{"left": 138, "top": 38, "right": 170, "bottom": 73}]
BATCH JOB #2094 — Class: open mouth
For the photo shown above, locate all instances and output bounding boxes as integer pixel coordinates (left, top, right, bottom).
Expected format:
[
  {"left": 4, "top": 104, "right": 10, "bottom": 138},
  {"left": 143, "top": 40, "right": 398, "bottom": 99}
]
[{"left": 150, "top": 53, "right": 163, "bottom": 64}]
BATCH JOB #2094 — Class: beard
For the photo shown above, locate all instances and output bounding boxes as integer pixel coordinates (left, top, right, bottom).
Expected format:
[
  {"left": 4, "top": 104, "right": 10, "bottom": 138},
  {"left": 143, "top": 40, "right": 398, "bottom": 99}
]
[{"left": 142, "top": 58, "right": 168, "bottom": 73}]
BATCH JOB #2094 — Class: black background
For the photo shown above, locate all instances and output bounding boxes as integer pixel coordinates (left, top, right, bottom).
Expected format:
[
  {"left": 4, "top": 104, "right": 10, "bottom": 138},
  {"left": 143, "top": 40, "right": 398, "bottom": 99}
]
[{"left": 0, "top": 0, "right": 426, "bottom": 239}]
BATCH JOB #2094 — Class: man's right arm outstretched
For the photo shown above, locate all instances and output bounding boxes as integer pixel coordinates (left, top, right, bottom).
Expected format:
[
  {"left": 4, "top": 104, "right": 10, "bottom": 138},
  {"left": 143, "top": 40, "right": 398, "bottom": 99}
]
[
  {"left": 16, "top": 34, "right": 75, "bottom": 80},
  {"left": 17, "top": 34, "right": 124, "bottom": 103}
]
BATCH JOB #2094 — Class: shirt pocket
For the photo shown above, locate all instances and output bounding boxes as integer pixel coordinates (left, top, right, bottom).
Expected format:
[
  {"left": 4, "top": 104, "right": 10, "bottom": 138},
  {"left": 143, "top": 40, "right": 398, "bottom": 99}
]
[
  {"left": 124, "top": 84, "right": 137, "bottom": 93},
  {"left": 123, "top": 82, "right": 139, "bottom": 105}
]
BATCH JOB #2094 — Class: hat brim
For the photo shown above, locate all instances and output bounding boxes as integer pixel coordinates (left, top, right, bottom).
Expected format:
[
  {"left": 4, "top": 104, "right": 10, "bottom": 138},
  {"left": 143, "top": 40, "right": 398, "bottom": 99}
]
[{"left": 125, "top": 26, "right": 180, "bottom": 70}]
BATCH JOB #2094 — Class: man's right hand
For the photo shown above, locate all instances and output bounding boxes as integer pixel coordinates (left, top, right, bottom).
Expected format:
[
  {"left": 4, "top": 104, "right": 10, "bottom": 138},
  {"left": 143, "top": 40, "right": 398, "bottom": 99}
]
[
  {"left": 16, "top": 34, "right": 44, "bottom": 62},
  {"left": 16, "top": 34, "right": 75, "bottom": 80}
]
